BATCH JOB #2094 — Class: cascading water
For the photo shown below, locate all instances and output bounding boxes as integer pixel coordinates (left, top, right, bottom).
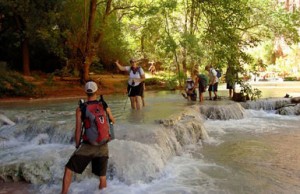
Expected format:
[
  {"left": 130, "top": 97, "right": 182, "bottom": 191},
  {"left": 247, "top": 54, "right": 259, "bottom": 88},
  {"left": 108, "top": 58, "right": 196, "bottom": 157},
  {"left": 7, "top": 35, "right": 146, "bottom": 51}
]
[{"left": 0, "top": 87, "right": 300, "bottom": 194}]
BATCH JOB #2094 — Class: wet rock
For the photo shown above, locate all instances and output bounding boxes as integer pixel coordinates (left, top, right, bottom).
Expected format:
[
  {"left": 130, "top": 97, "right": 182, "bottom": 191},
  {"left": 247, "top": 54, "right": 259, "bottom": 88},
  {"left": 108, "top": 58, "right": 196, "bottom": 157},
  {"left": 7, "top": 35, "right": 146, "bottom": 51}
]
[
  {"left": 276, "top": 104, "right": 300, "bottom": 115},
  {"left": 241, "top": 98, "right": 291, "bottom": 110},
  {"left": 291, "top": 97, "right": 300, "bottom": 104},
  {"left": 199, "top": 103, "right": 245, "bottom": 120},
  {"left": 108, "top": 106, "right": 208, "bottom": 185},
  {"left": 0, "top": 114, "right": 16, "bottom": 126}
]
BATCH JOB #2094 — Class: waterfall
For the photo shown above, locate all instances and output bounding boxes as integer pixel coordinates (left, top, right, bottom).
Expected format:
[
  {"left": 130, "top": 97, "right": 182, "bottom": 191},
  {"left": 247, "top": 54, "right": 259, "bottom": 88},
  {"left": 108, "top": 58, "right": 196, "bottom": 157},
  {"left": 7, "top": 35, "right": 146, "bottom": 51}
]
[
  {"left": 107, "top": 106, "right": 208, "bottom": 184},
  {"left": 276, "top": 104, "right": 300, "bottom": 115},
  {"left": 199, "top": 103, "right": 245, "bottom": 120},
  {"left": 2, "top": 96, "right": 297, "bottom": 187},
  {"left": 240, "top": 98, "right": 291, "bottom": 110},
  {"left": 0, "top": 105, "right": 209, "bottom": 185},
  {"left": 0, "top": 110, "right": 75, "bottom": 144}
]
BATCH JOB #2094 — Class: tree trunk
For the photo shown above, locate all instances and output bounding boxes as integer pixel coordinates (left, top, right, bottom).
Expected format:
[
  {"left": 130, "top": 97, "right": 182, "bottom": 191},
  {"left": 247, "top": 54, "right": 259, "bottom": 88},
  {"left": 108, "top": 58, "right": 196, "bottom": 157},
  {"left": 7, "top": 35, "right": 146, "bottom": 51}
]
[
  {"left": 82, "top": 0, "right": 97, "bottom": 82},
  {"left": 22, "top": 37, "right": 30, "bottom": 76},
  {"left": 81, "top": 0, "right": 112, "bottom": 83}
]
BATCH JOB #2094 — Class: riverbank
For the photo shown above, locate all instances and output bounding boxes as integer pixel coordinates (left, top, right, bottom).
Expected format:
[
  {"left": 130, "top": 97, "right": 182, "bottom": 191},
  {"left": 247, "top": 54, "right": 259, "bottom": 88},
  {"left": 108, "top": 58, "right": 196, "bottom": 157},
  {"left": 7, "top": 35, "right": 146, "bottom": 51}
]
[
  {"left": 0, "top": 73, "right": 171, "bottom": 102},
  {"left": 0, "top": 74, "right": 134, "bottom": 102}
]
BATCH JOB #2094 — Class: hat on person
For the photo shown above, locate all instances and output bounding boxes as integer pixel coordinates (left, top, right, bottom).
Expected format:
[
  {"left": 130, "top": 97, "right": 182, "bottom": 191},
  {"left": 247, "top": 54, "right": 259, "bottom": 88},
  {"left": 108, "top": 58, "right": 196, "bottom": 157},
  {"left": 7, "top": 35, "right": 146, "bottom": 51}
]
[
  {"left": 85, "top": 81, "right": 98, "bottom": 93},
  {"left": 186, "top": 77, "right": 193, "bottom": 82}
]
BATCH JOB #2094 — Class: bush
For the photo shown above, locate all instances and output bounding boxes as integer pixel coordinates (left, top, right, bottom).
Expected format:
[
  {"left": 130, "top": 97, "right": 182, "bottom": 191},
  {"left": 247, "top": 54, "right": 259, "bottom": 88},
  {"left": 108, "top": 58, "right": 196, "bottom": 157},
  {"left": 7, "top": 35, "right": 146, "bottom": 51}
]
[
  {"left": 144, "top": 77, "right": 162, "bottom": 85},
  {"left": 240, "top": 82, "right": 262, "bottom": 101},
  {"left": 284, "top": 77, "right": 298, "bottom": 81},
  {"left": 0, "top": 70, "right": 39, "bottom": 97}
]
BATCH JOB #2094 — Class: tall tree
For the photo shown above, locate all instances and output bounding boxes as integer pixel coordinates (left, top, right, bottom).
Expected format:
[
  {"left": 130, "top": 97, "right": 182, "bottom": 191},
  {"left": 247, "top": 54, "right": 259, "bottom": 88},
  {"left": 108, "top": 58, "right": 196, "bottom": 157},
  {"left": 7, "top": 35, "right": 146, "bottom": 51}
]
[
  {"left": 0, "top": 0, "right": 63, "bottom": 75},
  {"left": 62, "top": 0, "right": 120, "bottom": 82}
]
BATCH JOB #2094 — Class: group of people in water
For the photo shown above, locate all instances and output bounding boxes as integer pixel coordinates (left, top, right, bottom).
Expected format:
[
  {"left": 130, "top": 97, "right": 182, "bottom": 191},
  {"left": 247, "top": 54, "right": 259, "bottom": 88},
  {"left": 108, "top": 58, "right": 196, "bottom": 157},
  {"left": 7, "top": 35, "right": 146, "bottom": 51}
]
[
  {"left": 115, "top": 59, "right": 236, "bottom": 108},
  {"left": 60, "top": 59, "right": 236, "bottom": 194},
  {"left": 115, "top": 58, "right": 233, "bottom": 109},
  {"left": 183, "top": 65, "right": 221, "bottom": 102},
  {"left": 183, "top": 65, "right": 236, "bottom": 102}
]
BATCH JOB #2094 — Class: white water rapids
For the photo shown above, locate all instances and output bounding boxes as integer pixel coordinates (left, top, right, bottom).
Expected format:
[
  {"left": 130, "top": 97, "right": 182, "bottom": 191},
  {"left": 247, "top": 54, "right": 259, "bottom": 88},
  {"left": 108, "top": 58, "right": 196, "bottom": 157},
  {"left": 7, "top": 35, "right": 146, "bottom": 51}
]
[{"left": 0, "top": 81, "right": 300, "bottom": 194}]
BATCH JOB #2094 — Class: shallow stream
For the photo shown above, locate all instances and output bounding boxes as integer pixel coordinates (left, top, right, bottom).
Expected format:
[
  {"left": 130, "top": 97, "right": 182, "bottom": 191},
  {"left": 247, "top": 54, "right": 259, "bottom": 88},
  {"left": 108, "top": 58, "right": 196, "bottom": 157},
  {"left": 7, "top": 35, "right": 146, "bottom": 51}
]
[{"left": 0, "top": 81, "right": 300, "bottom": 194}]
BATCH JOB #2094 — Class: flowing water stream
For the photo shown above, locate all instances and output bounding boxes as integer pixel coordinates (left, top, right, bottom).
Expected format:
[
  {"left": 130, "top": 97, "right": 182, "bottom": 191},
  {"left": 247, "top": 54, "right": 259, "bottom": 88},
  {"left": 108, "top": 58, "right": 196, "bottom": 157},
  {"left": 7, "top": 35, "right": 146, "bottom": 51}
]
[{"left": 0, "top": 81, "right": 300, "bottom": 194}]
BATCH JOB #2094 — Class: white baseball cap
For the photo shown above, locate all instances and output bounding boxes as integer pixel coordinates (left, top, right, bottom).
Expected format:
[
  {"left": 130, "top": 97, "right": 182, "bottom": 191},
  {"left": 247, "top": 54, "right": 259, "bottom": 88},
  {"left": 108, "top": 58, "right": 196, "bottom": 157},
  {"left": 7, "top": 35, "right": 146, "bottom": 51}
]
[
  {"left": 85, "top": 81, "right": 98, "bottom": 93},
  {"left": 186, "top": 77, "right": 193, "bottom": 82}
]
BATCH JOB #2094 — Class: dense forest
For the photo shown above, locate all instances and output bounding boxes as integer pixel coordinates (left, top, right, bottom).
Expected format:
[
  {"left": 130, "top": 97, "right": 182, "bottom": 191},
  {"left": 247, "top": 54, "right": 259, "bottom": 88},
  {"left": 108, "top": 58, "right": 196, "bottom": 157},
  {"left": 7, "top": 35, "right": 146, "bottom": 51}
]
[{"left": 0, "top": 0, "right": 300, "bottom": 97}]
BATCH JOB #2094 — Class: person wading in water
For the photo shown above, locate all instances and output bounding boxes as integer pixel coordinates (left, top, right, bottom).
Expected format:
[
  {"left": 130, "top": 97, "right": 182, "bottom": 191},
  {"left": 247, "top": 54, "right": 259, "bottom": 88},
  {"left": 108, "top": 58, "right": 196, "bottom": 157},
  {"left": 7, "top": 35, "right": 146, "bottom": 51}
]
[
  {"left": 61, "top": 81, "right": 115, "bottom": 194},
  {"left": 115, "top": 59, "right": 145, "bottom": 110}
]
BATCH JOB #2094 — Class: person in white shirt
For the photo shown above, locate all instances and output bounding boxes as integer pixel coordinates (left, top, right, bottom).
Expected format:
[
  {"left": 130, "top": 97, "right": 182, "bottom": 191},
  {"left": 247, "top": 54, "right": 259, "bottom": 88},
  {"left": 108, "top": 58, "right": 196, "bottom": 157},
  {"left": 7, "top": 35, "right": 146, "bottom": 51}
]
[
  {"left": 205, "top": 65, "right": 219, "bottom": 100},
  {"left": 115, "top": 59, "right": 145, "bottom": 110},
  {"left": 182, "top": 77, "right": 197, "bottom": 101}
]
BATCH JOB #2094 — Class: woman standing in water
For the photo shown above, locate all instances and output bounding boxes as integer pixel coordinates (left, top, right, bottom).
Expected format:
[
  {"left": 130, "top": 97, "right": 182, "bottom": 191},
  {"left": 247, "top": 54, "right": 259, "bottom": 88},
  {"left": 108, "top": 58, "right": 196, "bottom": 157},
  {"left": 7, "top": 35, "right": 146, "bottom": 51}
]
[{"left": 115, "top": 59, "right": 145, "bottom": 110}]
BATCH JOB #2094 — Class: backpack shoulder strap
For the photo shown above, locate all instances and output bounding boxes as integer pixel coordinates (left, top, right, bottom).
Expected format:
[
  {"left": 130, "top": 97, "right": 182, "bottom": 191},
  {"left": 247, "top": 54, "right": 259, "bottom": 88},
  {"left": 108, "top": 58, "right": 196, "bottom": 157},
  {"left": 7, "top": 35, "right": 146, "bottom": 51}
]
[
  {"left": 130, "top": 66, "right": 142, "bottom": 77},
  {"left": 80, "top": 102, "right": 87, "bottom": 121},
  {"left": 99, "top": 95, "right": 108, "bottom": 110}
]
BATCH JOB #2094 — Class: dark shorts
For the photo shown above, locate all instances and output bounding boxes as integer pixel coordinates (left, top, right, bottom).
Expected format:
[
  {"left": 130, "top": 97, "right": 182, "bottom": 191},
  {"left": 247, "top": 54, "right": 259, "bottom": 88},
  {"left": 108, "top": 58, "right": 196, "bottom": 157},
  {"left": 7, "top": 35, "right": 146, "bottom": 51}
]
[
  {"left": 127, "top": 83, "right": 143, "bottom": 97},
  {"left": 65, "top": 143, "right": 108, "bottom": 176},
  {"left": 208, "top": 82, "right": 218, "bottom": 92},
  {"left": 226, "top": 82, "right": 235, "bottom": 89},
  {"left": 187, "top": 89, "right": 197, "bottom": 101},
  {"left": 198, "top": 84, "right": 206, "bottom": 93}
]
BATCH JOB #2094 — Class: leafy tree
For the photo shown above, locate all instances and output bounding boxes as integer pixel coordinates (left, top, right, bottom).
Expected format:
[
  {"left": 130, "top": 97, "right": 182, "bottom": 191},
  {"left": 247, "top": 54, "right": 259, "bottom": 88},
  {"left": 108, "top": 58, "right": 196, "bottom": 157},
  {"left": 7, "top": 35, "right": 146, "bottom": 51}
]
[
  {"left": 1, "top": 0, "right": 300, "bottom": 87},
  {"left": 0, "top": 0, "right": 64, "bottom": 75}
]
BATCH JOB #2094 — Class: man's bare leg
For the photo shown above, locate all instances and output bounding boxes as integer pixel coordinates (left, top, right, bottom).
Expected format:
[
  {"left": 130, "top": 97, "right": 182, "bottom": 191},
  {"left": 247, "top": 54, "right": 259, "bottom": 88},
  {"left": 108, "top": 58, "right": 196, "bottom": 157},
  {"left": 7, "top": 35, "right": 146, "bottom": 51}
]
[
  {"left": 99, "top": 176, "right": 107, "bottom": 189},
  {"left": 61, "top": 167, "right": 72, "bottom": 194}
]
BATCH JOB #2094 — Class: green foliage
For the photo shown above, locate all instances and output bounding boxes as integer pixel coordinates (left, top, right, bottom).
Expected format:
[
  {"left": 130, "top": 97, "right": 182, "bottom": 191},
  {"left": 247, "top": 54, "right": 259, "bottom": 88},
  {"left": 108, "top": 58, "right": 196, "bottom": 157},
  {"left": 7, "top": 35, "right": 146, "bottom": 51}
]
[
  {"left": 284, "top": 77, "right": 299, "bottom": 81},
  {"left": 1, "top": 0, "right": 300, "bottom": 92},
  {"left": 90, "top": 62, "right": 104, "bottom": 74},
  {"left": 45, "top": 73, "right": 55, "bottom": 86},
  {"left": 144, "top": 77, "right": 161, "bottom": 85},
  {"left": 156, "top": 70, "right": 187, "bottom": 90},
  {"left": 240, "top": 82, "right": 262, "bottom": 101},
  {"left": 0, "top": 70, "right": 39, "bottom": 97},
  {"left": 165, "top": 76, "right": 178, "bottom": 90},
  {"left": 0, "top": 0, "right": 66, "bottom": 72}
]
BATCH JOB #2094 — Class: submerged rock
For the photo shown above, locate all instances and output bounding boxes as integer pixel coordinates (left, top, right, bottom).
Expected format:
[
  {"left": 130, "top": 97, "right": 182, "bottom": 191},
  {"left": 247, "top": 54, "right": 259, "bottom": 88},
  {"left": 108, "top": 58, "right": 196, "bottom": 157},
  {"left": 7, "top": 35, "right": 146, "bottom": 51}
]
[
  {"left": 0, "top": 114, "right": 16, "bottom": 126},
  {"left": 291, "top": 97, "right": 300, "bottom": 104},
  {"left": 276, "top": 104, "right": 300, "bottom": 115}
]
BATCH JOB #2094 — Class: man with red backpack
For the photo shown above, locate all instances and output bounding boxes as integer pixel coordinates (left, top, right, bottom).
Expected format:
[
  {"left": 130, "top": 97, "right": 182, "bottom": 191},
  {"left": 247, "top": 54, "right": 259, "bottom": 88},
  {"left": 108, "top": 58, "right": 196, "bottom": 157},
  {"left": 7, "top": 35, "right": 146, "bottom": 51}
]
[{"left": 61, "top": 81, "right": 115, "bottom": 194}]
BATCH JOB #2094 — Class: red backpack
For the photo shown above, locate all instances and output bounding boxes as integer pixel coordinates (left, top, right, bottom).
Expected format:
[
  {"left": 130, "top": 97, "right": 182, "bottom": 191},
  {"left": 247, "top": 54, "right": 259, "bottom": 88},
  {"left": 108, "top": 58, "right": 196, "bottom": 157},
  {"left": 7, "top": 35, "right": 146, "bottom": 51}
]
[{"left": 80, "top": 100, "right": 110, "bottom": 145}]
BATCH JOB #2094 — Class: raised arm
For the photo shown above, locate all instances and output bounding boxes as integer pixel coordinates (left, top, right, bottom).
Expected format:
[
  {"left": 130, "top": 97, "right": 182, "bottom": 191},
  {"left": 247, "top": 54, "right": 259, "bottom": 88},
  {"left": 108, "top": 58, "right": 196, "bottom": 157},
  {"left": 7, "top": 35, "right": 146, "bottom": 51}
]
[{"left": 115, "top": 60, "right": 127, "bottom": 71}]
